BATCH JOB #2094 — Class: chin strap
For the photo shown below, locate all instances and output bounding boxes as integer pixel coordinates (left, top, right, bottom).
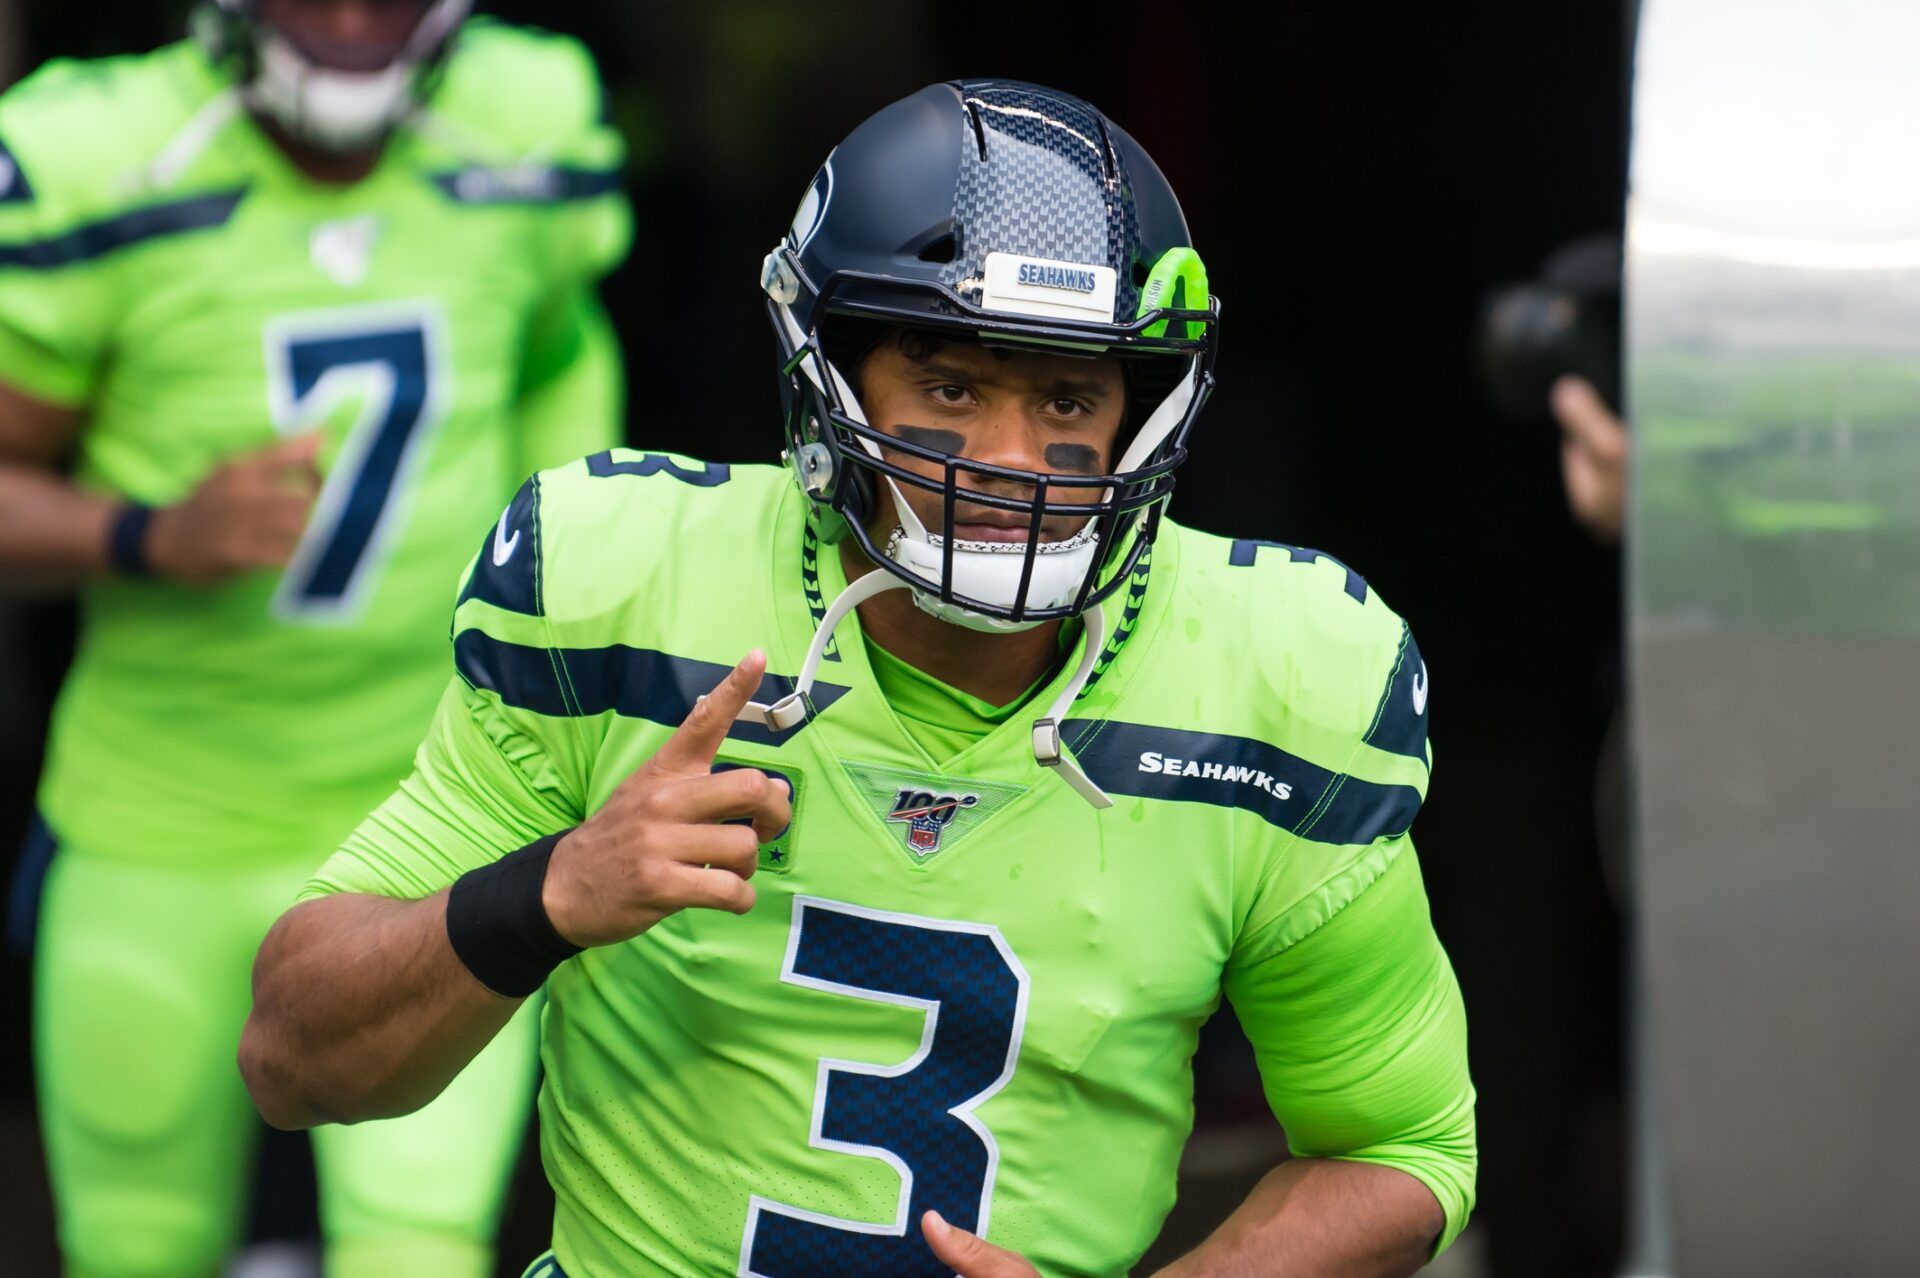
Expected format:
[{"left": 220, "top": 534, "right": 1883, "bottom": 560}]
[
  {"left": 736, "top": 568, "right": 905, "bottom": 732},
  {"left": 1030, "top": 601, "right": 1112, "bottom": 809},
  {"left": 736, "top": 571, "right": 1113, "bottom": 809}
]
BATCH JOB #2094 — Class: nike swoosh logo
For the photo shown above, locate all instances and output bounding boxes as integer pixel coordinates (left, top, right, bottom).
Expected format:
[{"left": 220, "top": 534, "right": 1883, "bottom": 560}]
[
  {"left": 1411, "top": 662, "right": 1429, "bottom": 716},
  {"left": 491, "top": 510, "right": 521, "bottom": 567}
]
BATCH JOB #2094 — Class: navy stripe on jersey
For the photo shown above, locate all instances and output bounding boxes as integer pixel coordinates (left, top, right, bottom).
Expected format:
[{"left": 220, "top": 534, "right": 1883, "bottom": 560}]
[
  {"left": 0, "top": 188, "right": 246, "bottom": 270},
  {"left": 430, "top": 164, "right": 622, "bottom": 205},
  {"left": 458, "top": 476, "right": 543, "bottom": 617},
  {"left": 455, "top": 632, "right": 850, "bottom": 745},
  {"left": 1062, "top": 719, "right": 1421, "bottom": 844},
  {"left": 1363, "top": 621, "right": 1429, "bottom": 762},
  {"left": 0, "top": 135, "right": 33, "bottom": 204}
]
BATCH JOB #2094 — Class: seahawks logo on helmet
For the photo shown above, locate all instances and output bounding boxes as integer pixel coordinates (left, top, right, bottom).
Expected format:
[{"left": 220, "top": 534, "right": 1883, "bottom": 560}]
[{"left": 787, "top": 157, "right": 833, "bottom": 253}]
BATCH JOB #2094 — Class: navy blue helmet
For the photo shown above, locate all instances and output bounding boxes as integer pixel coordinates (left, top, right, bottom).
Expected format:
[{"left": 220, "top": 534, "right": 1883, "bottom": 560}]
[{"left": 761, "top": 79, "right": 1219, "bottom": 629}]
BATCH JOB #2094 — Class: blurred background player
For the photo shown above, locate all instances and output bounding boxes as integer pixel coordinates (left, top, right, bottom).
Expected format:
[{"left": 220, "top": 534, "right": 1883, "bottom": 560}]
[{"left": 0, "top": 0, "right": 629, "bottom": 1273}]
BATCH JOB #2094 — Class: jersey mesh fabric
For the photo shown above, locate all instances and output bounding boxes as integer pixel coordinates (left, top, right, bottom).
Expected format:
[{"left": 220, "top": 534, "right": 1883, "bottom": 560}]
[
  {"left": 0, "top": 23, "right": 630, "bottom": 868},
  {"left": 306, "top": 457, "right": 1474, "bottom": 1275}
]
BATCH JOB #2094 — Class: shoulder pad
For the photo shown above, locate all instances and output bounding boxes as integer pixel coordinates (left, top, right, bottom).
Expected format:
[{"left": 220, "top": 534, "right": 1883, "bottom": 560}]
[
  {"left": 1170, "top": 523, "right": 1426, "bottom": 753},
  {"left": 427, "top": 21, "right": 616, "bottom": 166},
  {"left": 0, "top": 44, "right": 219, "bottom": 233},
  {"left": 522, "top": 452, "right": 783, "bottom": 626}
]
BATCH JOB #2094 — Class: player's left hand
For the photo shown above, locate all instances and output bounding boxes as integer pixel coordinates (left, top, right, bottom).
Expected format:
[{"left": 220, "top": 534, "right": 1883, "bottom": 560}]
[{"left": 923, "top": 1210, "right": 1042, "bottom": 1277}]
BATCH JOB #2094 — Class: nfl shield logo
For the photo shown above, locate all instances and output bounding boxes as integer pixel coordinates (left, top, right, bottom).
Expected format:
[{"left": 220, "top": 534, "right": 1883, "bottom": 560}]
[{"left": 886, "top": 787, "right": 980, "bottom": 856}]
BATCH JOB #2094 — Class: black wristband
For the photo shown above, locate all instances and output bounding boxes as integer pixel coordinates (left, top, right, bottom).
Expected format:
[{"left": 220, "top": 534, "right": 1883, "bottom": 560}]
[
  {"left": 445, "top": 829, "right": 582, "bottom": 998},
  {"left": 107, "top": 503, "right": 154, "bottom": 578}
]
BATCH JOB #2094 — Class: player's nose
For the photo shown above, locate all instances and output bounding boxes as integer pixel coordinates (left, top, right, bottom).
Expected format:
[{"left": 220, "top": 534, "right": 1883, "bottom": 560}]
[{"left": 957, "top": 401, "right": 1053, "bottom": 482}]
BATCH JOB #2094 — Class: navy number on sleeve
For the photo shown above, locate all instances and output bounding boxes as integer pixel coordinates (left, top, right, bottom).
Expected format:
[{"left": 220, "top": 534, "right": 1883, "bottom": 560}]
[
  {"left": 740, "top": 897, "right": 1029, "bottom": 1278},
  {"left": 586, "top": 450, "right": 730, "bottom": 486},
  {"left": 266, "top": 306, "right": 447, "bottom": 618},
  {"left": 1228, "top": 537, "right": 1369, "bottom": 603}
]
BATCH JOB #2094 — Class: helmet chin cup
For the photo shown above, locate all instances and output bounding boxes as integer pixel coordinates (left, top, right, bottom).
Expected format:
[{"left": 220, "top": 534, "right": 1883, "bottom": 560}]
[
  {"left": 885, "top": 519, "right": 1101, "bottom": 634},
  {"left": 910, "top": 590, "right": 1046, "bottom": 634},
  {"left": 225, "top": 0, "right": 471, "bottom": 153},
  {"left": 248, "top": 34, "right": 414, "bottom": 150}
]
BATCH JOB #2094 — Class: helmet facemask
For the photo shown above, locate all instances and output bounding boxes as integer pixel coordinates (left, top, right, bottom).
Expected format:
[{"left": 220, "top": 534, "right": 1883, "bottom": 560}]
[{"left": 765, "top": 247, "right": 1215, "bottom": 633}]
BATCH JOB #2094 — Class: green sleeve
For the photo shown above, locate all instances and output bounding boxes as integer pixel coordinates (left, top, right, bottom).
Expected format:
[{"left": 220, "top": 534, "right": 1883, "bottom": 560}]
[
  {"left": 1225, "top": 838, "right": 1478, "bottom": 1258},
  {"left": 515, "top": 284, "right": 623, "bottom": 475},
  {"left": 302, "top": 474, "right": 590, "bottom": 900},
  {"left": 300, "top": 675, "right": 582, "bottom": 901},
  {"left": 0, "top": 126, "right": 114, "bottom": 407}
]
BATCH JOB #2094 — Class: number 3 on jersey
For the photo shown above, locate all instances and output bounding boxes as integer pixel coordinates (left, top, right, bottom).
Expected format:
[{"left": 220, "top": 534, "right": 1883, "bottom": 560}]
[
  {"left": 741, "top": 897, "right": 1029, "bottom": 1278},
  {"left": 264, "top": 304, "right": 448, "bottom": 620}
]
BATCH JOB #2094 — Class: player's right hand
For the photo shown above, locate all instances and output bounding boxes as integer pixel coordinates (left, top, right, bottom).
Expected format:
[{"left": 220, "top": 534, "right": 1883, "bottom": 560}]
[
  {"left": 542, "top": 650, "right": 791, "bottom": 948},
  {"left": 145, "top": 431, "right": 324, "bottom": 584}
]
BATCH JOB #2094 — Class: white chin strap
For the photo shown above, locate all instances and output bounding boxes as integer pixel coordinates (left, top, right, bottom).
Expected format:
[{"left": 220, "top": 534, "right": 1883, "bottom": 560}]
[
  {"left": 243, "top": 0, "right": 468, "bottom": 152},
  {"left": 735, "top": 569, "right": 1114, "bottom": 808},
  {"left": 768, "top": 281, "right": 1201, "bottom": 633}
]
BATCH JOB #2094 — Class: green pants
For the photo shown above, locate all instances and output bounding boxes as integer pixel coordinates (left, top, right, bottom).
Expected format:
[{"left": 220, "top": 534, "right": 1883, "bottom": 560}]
[{"left": 31, "top": 839, "right": 540, "bottom": 1278}]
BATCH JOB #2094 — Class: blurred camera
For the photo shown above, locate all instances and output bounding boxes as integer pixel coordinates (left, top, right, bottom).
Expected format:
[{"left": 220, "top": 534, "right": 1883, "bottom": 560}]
[{"left": 1478, "top": 232, "right": 1622, "bottom": 420}]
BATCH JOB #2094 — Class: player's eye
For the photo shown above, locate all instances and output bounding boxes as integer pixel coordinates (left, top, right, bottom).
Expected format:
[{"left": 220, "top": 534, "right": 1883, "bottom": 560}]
[
  {"left": 929, "top": 384, "right": 971, "bottom": 406},
  {"left": 1047, "top": 397, "right": 1087, "bottom": 418}
]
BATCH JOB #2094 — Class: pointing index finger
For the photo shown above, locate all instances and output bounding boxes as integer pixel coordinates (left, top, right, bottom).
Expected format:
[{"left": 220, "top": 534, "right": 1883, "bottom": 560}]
[{"left": 652, "top": 650, "right": 768, "bottom": 773}]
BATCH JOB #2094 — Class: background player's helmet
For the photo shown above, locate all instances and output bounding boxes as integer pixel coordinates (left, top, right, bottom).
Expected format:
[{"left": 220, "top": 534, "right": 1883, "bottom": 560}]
[
  {"left": 762, "top": 79, "right": 1219, "bottom": 632},
  {"left": 194, "top": 0, "right": 470, "bottom": 152}
]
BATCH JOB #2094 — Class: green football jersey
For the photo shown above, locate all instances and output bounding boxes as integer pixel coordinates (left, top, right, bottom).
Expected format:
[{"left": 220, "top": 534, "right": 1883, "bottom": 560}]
[
  {"left": 307, "top": 455, "right": 1476, "bottom": 1277},
  {"left": 0, "top": 22, "right": 630, "bottom": 868}
]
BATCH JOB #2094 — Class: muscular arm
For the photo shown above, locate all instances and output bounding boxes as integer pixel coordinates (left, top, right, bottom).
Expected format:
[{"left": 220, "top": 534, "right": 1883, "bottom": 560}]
[
  {"left": 929, "top": 843, "right": 1476, "bottom": 1278},
  {"left": 927, "top": 1157, "right": 1439, "bottom": 1278},
  {"left": 240, "top": 888, "right": 520, "bottom": 1130},
  {"left": 1150, "top": 1158, "right": 1441, "bottom": 1278},
  {"left": 240, "top": 652, "right": 784, "bottom": 1131},
  {"left": 0, "top": 375, "right": 323, "bottom": 593},
  {"left": 0, "top": 378, "right": 112, "bottom": 591},
  {"left": 1203, "top": 844, "right": 1477, "bottom": 1270}
]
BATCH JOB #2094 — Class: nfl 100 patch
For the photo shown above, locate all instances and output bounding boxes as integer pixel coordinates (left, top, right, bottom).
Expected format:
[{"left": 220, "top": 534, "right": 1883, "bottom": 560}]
[{"left": 840, "top": 761, "right": 1027, "bottom": 865}]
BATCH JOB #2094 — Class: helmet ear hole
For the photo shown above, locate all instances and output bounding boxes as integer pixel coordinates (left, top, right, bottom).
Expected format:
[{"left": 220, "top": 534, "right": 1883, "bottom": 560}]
[{"left": 916, "top": 233, "right": 958, "bottom": 265}]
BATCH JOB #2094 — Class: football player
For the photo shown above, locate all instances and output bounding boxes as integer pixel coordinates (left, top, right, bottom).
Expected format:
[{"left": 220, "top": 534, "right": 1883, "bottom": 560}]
[
  {"left": 241, "top": 81, "right": 1474, "bottom": 1277},
  {"left": 0, "top": 1, "right": 629, "bottom": 1274}
]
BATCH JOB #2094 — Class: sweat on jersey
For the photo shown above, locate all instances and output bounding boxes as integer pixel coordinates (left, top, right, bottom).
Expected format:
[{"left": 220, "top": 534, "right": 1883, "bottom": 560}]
[
  {"left": 305, "top": 454, "right": 1477, "bottom": 1277},
  {"left": 0, "top": 22, "right": 631, "bottom": 868}
]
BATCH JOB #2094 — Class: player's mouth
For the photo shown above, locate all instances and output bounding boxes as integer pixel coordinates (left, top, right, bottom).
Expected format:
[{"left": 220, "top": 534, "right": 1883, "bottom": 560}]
[{"left": 952, "top": 521, "right": 1032, "bottom": 543}]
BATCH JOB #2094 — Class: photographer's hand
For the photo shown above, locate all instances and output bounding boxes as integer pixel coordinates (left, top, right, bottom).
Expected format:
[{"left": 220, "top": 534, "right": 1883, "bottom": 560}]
[{"left": 1552, "top": 375, "right": 1628, "bottom": 544}]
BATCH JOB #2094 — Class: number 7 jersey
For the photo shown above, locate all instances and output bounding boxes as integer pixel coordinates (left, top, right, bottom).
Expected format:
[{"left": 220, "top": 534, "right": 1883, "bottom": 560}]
[
  {"left": 307, "top": 456, "right": 1478, "bottom": 1277},
  {"left": 0, "top": 25, "right": 629, "bottom": 868}
]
